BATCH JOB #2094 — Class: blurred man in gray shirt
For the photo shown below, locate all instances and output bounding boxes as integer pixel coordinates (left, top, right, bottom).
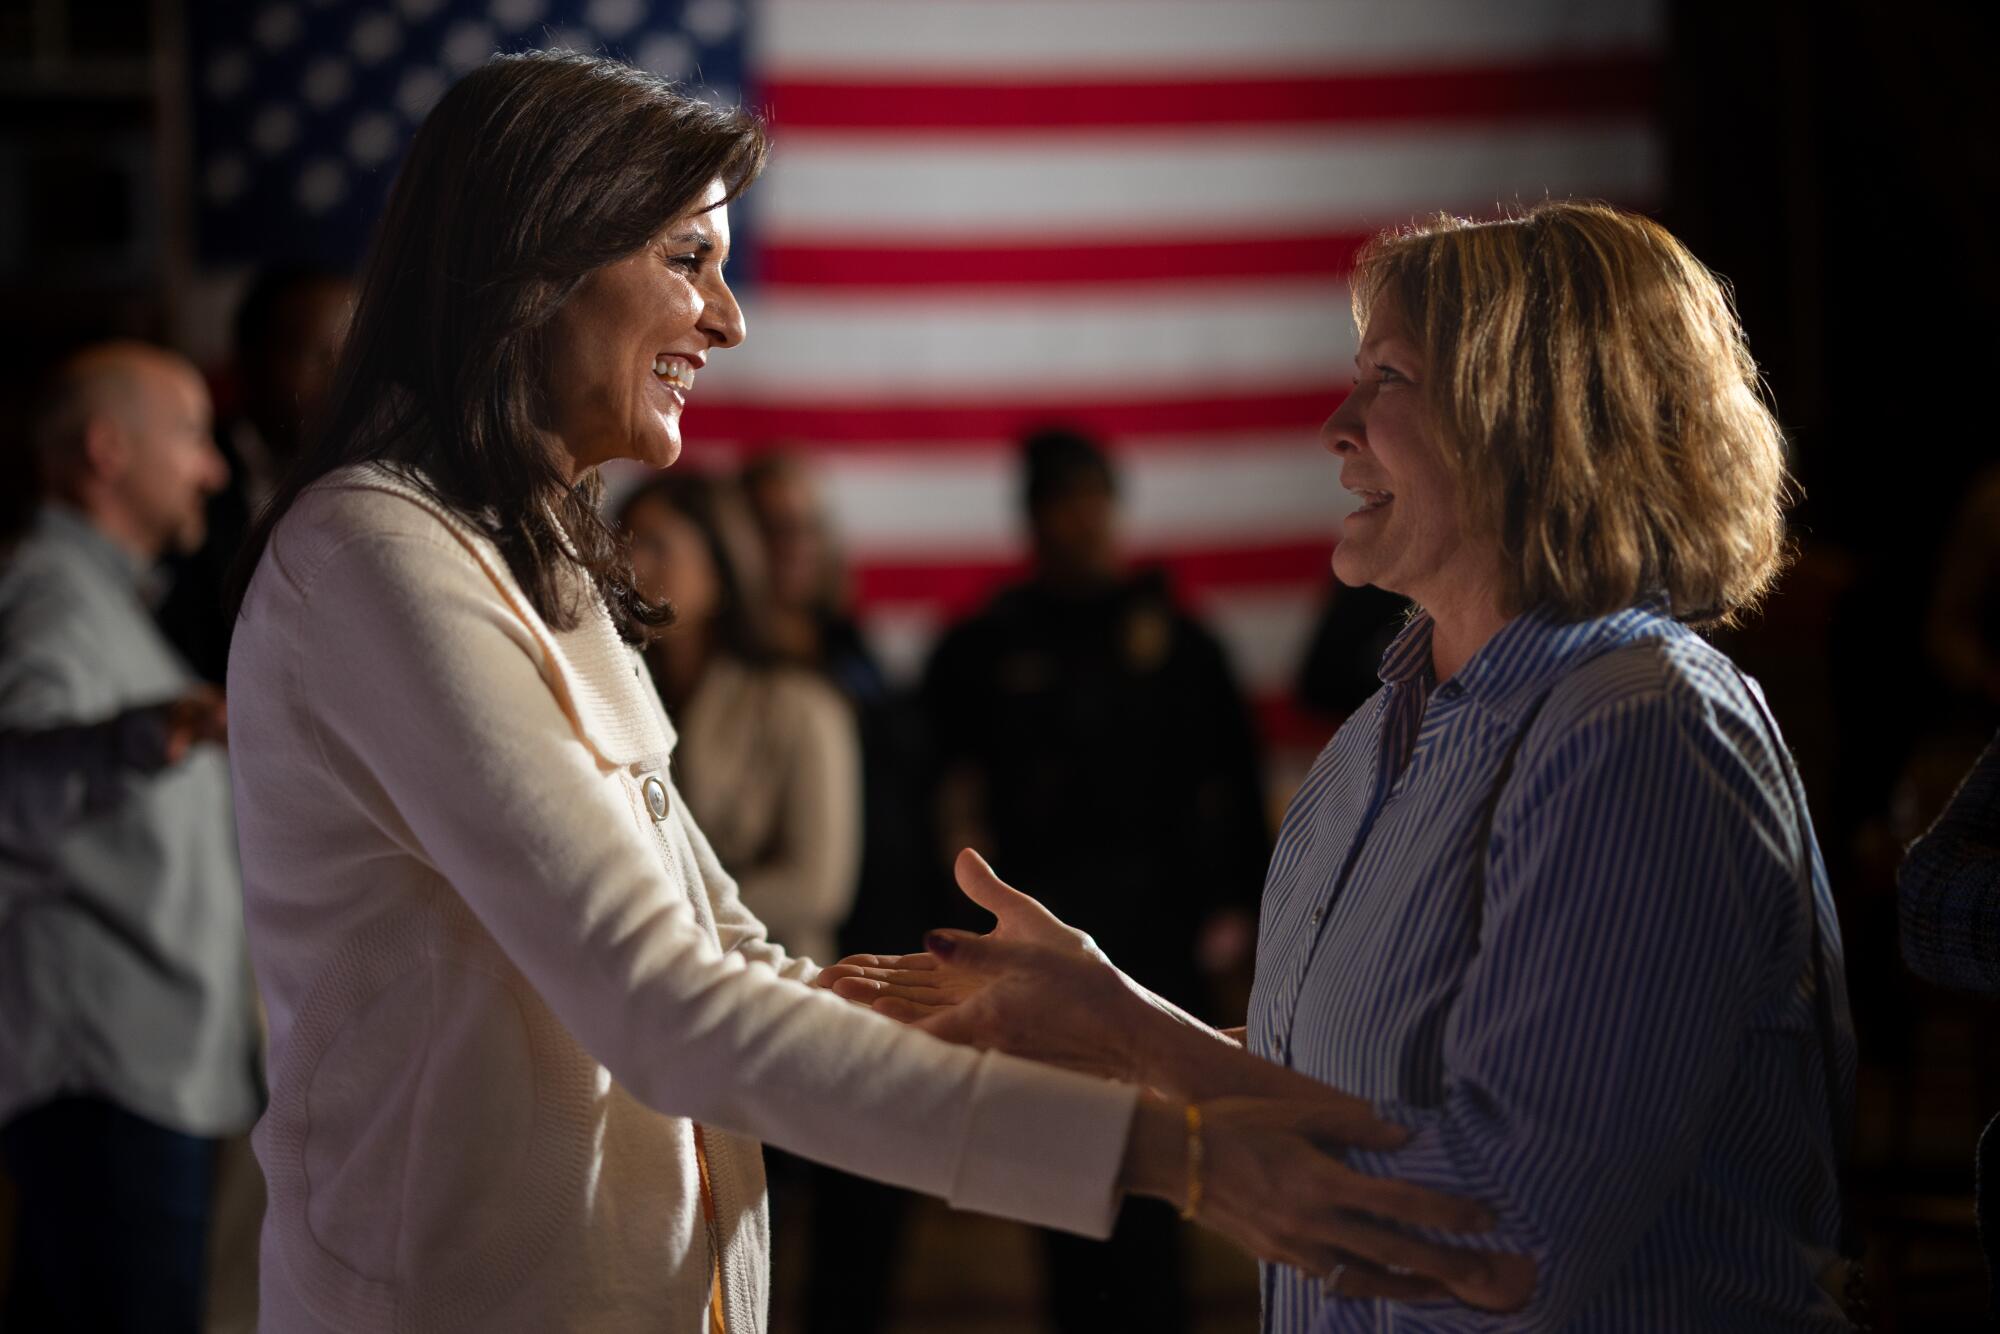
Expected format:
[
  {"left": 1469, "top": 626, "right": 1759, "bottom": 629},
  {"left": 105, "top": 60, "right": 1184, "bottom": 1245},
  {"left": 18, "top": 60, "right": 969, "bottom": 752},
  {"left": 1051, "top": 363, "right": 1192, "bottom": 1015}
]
[{"left": 0, "top": 341, "right": 260, "bottom": 1332}]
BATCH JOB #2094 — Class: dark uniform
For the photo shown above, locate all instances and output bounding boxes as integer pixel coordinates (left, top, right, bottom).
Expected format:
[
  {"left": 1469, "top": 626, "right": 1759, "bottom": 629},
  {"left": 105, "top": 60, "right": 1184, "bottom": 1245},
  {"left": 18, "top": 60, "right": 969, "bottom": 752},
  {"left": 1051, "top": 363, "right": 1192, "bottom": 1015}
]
[{"left": 923, "top": 566, "right": 1271, "bottom": 1334}]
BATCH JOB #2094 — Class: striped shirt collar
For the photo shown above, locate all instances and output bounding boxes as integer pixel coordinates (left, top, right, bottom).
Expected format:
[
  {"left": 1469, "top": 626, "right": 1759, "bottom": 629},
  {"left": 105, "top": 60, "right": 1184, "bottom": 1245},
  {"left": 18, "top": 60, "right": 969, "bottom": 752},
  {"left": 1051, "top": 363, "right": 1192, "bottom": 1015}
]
[{"left": 1378, "top": 592, "right": 1678, "bottom": 724}]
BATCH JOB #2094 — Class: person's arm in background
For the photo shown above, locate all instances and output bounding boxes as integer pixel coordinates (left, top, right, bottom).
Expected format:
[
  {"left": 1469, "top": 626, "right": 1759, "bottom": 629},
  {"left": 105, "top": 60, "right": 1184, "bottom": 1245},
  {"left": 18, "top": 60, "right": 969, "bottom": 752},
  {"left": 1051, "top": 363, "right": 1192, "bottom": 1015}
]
[
  {"left": 712, "top": 675, "right": 861, "bottom": 974},
  {"left": 1899, "top": 728, "right": 2000, "bottom": 994},
  {"left": 0, "top": 569, "right": 227, "bottom": 856},
  {"left": 1, "top": 708, "right": 185, "bottom": 849}
]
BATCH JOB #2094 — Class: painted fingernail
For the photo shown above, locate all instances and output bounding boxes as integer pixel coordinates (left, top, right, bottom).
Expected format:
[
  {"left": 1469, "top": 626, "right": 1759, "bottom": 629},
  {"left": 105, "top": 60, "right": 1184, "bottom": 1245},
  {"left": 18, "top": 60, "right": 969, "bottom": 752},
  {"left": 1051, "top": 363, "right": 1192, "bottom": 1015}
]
[{"left": 924, "top": 930, "right": 958, "bottom": 958}]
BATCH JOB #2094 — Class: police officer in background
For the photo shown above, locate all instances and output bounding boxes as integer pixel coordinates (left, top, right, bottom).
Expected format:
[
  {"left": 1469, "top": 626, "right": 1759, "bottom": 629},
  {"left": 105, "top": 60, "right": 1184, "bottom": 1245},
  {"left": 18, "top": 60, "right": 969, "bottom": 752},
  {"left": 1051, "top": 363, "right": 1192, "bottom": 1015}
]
[{"left": 922, "top": 425, "right": 1271, "bottom": 1333}]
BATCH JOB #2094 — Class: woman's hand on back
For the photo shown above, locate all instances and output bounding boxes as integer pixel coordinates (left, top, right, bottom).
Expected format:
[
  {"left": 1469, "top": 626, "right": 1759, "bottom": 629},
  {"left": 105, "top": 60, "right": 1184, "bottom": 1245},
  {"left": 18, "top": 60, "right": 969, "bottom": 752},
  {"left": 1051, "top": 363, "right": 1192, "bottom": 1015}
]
[{"left": 1123, "top": 1093, "right": 1536, "bottom": 1314}]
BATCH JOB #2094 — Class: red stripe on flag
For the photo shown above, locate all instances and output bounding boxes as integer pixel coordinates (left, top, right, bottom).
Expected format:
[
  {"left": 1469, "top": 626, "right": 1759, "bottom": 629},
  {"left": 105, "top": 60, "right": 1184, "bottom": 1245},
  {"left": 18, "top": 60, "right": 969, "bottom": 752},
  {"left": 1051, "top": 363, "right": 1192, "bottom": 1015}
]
[
  {"left": 685, "top": 386, "right": 1345, "bottom": 446},
  {"left": 762, "top": 55, "right": 1659, "bottom": 132},
  {"left": 761, "top": 229, "right": 1372, "bottom": 289},
  {"left": 854, "top": 539, "right": 1333, "bottom": 616}
]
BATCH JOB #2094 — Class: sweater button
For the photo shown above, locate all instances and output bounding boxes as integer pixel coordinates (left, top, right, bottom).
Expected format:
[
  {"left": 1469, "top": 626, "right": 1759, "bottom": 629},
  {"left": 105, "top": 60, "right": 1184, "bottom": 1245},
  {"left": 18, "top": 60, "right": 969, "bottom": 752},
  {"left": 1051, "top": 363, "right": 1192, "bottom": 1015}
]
[{"left": 642, "top": 775, "right": 670, "bottom": 821}]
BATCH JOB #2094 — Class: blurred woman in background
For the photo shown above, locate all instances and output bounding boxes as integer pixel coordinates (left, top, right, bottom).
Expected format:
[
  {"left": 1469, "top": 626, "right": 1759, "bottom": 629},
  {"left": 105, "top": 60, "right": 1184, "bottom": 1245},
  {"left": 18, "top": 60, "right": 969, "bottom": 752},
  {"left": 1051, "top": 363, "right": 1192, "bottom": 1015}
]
[
  {"left": 736, "top": 452, "right": 947, "bottom": 1331},
  {"left": 621, "top": 472, "right": 860, "bottom": 968}
]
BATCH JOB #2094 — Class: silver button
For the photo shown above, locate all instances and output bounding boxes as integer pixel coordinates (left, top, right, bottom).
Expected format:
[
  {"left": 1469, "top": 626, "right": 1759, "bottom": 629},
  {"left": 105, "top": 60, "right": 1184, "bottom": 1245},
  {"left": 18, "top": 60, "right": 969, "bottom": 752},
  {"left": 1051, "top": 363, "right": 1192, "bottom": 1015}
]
[
  {"left": 1308, "top": 907, "right": 1324, "bottom": 928},
  {"left": 642, "top": 775, "right": 670, "bottom": 821}
]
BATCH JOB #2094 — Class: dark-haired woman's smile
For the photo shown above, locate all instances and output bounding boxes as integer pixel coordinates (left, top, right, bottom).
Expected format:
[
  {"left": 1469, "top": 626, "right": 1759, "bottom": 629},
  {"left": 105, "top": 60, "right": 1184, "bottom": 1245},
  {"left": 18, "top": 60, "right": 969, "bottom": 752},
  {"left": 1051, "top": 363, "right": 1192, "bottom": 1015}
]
[{"left": 544, "top": 176, "right": 742, "bottom": 478}]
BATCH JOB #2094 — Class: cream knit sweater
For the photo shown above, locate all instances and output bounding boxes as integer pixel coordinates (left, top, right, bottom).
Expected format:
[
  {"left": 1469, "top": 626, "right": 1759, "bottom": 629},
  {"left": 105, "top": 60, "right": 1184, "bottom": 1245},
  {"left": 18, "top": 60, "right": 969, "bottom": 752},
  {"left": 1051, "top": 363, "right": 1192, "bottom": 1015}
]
[{"left": 228, "top": 466, "right": 1137, "bottom": 1333}]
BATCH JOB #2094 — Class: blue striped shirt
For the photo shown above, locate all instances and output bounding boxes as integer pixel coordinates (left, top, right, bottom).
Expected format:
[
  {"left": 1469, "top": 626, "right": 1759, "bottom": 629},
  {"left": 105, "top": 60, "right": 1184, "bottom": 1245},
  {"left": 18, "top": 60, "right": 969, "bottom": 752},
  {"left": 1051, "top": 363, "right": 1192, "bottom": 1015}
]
[{"left": 1248, "top": 600, "right": 1855, "bottom": 1332}]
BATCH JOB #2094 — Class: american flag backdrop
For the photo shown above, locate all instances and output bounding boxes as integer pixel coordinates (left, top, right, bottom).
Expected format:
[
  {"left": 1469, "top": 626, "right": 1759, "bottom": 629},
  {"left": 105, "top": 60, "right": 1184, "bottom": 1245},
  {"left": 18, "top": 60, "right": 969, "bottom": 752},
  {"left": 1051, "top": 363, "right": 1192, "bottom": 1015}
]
[{"left": 189, "top": 0, "right": 1664, "bottom": 733}]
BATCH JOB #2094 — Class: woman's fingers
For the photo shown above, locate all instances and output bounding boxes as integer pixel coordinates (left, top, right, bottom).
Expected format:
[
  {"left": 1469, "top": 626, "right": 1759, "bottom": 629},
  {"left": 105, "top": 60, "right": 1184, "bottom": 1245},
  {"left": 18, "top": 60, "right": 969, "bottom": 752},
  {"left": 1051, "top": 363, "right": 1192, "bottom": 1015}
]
[
  {"left": 831, "top": 952, "right": 938, "bottom": 973},
  {"left": 1286, "top": 1101, "right": 1412, "bottom": 1154},
  {"left": 874, "top": 996, "right": 956, "bottom": 1025},
  {"left": 1305, "top": 1218, "right": 1533, "bottom": 1314},
  {"left": 1192, "top": 1105, "right": 1532, "bottom": 1315},
  {"left": 827, "top": 975, "right": 956, "bottom": 1009},
  {"left": 953, "top": 848, "right": 1038, "bottom": 920},
  {"left": 1277, "top": 1158, "right": 1525, "bottom": 1308},
  {"left": 1323, "top": 1257, "right": 1448, "bottom": 1303},
  {"left": 953, "top": 849, "right": 1088, "bottom": 950},
  {"left": 1470, "top": 1252, "right": 1537, "bottom": 1312},
  {"left": 1322, "top": 1161, "right": 1494, "bottom": 1233},
  {"left": 1296, "top": 1214, "right": 1519, "bottom": 1309},
  {"left": 823, "top": 952, "right": 938, "bottom": 975},
  {"left": 824, "top": 964, "right": 949, "bottom": 990}
]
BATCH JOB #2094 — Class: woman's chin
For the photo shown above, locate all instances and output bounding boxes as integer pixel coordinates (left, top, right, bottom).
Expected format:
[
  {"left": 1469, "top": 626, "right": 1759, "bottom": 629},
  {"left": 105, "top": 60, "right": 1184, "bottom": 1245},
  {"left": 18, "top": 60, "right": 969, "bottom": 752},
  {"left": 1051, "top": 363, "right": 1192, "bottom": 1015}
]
[
  {"left": 631, "top": 426, "right": 682, "bottom": 471},
  {"left": 1330, "top": 548, "right": 1375, "bottom": 590}
]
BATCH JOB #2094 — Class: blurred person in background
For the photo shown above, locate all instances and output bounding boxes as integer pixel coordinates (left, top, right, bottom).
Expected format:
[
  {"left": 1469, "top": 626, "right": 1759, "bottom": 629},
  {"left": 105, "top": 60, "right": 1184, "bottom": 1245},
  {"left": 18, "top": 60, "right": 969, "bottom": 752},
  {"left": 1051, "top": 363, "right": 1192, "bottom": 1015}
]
[
  {"left": 1899, "top": 732, "right": 2000, "bottom": 1319},
  {"left": 739, "top": 451, "right": 940, "bottom": 1331},
  {"left": 739, "top": 450, "right": 942, "bottom": 1012},
  {"left": 620, "top": 469, "right": 862, "bottom": 970},
  {"left": 834, "top": 202, "right": 1860, "bottom": 1330},
  {"left": 1296, "top": 580, "right": 1411, "bottom": 726},
  {"left": 157, "top": 263, "right": 355, "bottom": 684},
  {"left": 921, "top": 425, "right": 1272, "bottom": 1334},
  {"left": 0, "top": 341, "right": 260, "bottom": 1333},
  {"left": 738, "top": 450, "right": 846, "bottom": 666}
]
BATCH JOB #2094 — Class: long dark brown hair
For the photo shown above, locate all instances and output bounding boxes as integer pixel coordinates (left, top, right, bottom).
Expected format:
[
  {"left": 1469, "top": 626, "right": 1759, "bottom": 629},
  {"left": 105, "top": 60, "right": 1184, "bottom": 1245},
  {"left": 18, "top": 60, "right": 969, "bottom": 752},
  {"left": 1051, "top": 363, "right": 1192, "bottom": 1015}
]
[{"left": 228, "top": 51, "right": 767, "bottom": 641}]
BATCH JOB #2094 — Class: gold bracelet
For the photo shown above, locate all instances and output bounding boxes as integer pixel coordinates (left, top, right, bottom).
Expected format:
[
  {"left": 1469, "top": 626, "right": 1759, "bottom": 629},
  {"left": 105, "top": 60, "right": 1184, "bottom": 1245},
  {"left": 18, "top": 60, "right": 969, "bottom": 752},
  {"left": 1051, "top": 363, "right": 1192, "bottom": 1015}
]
[{"left": 1180, "top": 1102, "right": 1203, "bottom": 1222}]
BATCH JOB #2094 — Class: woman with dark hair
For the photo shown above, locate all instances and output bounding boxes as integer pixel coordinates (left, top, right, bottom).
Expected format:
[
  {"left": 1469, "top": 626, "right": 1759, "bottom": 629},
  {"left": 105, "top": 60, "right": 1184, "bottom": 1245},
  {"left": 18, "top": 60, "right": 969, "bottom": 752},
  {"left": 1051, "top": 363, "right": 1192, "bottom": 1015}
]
[
  {"left": 620, "top": 472, "right": 860, "bottom": 970},
  {"left": 830, "top": 202, "right": 1860, "bottom": 1330},
  {"left": 224, "top": 52, "right": 1517, "bottom": 1332}
]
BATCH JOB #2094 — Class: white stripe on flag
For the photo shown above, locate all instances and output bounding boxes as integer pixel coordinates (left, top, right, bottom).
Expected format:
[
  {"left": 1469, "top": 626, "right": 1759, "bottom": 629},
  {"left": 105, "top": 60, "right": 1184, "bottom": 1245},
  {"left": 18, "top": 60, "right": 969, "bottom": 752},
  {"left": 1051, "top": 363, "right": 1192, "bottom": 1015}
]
[
  {"left": 817, "top": 438, "right": 1354, "bottom": 559},
  {"left": 703, "top": 283, "right": 1354, "bottom": 397},
  {"left": 760, "top": 0, "right": 1663, "bottom": 75},
  {"left": 755, "top": 125, "right": 1663, "bottom": 240}
]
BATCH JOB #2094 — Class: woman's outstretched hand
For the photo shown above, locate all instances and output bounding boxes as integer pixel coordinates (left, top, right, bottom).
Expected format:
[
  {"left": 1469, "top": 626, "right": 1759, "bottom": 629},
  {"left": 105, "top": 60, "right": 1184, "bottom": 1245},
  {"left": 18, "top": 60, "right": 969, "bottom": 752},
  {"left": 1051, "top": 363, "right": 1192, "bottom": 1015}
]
[
  {"left": 814, "top": 850, "right": 1146, "bottom": 1077},
  {"left": 842, "top": 930, "right": 1152, "bottom": 1080},
  {"left": 810, "top": 847, "right": 1096, "bottom": 999}
]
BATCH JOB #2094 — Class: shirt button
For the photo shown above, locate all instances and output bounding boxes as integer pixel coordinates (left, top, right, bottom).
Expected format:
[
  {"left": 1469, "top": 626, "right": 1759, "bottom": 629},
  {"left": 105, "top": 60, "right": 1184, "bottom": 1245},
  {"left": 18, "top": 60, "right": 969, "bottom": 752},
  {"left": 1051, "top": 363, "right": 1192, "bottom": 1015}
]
[
  {"left": 642, "top": 775, "right": 670, "bottom": 821},
  {"left": 1308, "top": 907, "right": 1324, "bottom": 929}
]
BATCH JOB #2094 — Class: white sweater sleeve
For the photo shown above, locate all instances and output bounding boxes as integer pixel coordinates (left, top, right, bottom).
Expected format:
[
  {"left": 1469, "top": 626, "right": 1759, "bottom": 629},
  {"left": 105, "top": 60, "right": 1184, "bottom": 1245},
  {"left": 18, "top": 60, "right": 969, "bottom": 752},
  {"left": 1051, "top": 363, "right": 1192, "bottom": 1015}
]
[{"left": 295, "top": 524, "right": 1135, "bottom": 1237}]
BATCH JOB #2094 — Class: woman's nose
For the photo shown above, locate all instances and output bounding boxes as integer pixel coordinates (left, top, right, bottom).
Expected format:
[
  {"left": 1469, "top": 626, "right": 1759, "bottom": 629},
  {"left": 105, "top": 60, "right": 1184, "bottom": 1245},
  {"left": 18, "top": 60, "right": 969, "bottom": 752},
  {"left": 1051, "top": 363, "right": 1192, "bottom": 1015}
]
[
  {"left": 1321, "top": 397, "right": 1364, "bottom": 455},
  {"left": 702, "top": 278, "right": 746, "bottom": 349}
]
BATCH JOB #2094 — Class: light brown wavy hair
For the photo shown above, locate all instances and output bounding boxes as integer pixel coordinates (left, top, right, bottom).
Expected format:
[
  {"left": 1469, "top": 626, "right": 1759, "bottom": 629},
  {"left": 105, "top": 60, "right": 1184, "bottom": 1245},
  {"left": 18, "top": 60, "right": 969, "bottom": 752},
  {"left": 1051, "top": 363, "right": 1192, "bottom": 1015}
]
[{"left": 1350, "top": 200, "right": 1792, "bottom": 627}]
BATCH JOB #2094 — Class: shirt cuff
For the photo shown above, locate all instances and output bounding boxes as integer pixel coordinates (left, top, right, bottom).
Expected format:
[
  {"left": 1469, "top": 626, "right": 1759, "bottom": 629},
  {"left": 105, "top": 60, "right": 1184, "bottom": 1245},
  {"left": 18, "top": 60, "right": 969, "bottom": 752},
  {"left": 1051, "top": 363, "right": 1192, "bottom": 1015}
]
[{"left": 947, "top": 1052, "right": 1139, "bottom": 1239}]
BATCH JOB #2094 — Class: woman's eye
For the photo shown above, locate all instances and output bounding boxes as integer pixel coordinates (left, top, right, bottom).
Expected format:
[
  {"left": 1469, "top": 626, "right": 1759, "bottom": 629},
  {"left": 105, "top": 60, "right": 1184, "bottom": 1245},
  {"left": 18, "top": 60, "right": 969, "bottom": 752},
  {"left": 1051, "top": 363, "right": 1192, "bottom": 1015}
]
[
  {"left": 1374, "top": 365, "right": 1406, "bottom": 384},
  {"left": 667, "top": 253, "right": 703, "bottom": 273}
]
